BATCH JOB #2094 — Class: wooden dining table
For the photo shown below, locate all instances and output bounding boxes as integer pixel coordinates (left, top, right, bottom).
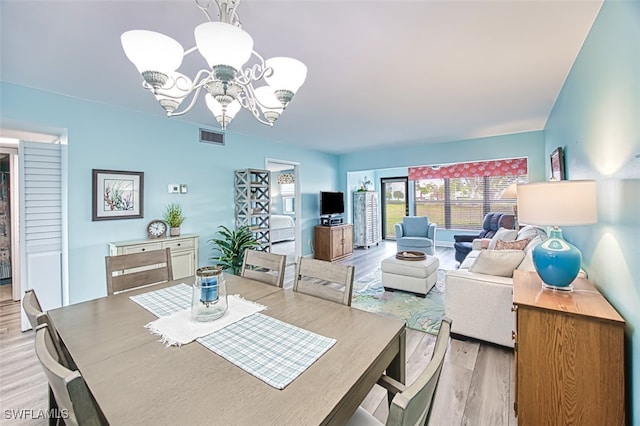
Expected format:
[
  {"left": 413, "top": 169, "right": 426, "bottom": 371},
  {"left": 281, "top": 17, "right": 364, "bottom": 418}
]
[{"left": 48, "top": 274, "right": 406, "bottom": 425}]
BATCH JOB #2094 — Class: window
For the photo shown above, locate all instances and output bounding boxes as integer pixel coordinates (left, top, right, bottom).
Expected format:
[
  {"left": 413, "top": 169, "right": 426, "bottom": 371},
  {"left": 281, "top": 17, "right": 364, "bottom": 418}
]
[{"left": 410, "top": 159, "right": 527, "bottom": 230}]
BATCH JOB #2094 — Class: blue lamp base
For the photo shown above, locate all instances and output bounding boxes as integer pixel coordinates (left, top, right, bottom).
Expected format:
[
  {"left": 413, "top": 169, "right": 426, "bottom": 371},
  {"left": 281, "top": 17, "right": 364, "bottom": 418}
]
[{"left": 532, "top": 227, "right": 582, "bottom": 291}]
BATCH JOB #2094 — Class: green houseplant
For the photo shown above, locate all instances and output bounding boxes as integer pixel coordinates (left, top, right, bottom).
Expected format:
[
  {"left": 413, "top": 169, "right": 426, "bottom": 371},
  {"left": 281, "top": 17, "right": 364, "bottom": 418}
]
[
  {"left": 163, "top": 202, "right": 185, "bottom": 236},
  {"left": 209, "top": 225, "right": 260, "bottom": 275}
]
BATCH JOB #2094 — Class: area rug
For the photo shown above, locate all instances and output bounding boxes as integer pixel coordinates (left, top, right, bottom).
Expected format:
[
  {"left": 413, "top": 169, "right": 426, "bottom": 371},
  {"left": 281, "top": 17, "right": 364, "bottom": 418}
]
[{"left": 351, "top": 269, "right": 445, "bottom": 335}]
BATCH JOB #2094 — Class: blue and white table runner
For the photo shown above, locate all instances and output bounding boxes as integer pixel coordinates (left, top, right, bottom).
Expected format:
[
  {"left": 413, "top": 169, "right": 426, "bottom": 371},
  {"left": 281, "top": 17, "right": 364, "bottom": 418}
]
[{"left": 129, "top": 284, "right": 336, "bottom": 389}]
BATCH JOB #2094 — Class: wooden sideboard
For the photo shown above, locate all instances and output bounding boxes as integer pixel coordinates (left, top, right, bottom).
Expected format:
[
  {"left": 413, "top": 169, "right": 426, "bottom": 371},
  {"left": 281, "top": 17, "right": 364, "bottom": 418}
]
[
  {"left": 109, "top": 235, "right": 198, "bottom": 280},
  {"left": 314, "top": 224, "right": 353, "bottom": 262},
  {"left": 512, "top": 270, "right": 625, "bottom": 425}
]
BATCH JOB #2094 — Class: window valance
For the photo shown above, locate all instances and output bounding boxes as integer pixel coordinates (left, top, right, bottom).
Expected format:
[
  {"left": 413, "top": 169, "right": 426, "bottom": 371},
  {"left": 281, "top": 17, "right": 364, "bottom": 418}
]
[{"left": 409, "top": 158, "right": 527, "bottom": 180}]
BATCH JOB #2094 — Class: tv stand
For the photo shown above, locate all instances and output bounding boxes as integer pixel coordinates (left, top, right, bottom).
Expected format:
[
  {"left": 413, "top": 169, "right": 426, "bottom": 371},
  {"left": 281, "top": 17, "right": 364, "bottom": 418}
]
[
  {"left": 320, "top": 216, "right": 343, "bottom": 226},
  {"left": 314, "top": 224, "right": 353, "bottom": 261}
]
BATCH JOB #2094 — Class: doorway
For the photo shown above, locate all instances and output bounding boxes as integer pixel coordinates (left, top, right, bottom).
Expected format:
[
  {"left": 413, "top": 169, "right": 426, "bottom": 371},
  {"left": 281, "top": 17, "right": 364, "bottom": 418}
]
[
  {"left": 265, "top": 158, "right": 301, "bottom": 267},
  {"left": 0, "top": 148, "right": 18, "bottom": 303},
  {"left": 381, "top": 177, "right": 408, "bottom": 240}
]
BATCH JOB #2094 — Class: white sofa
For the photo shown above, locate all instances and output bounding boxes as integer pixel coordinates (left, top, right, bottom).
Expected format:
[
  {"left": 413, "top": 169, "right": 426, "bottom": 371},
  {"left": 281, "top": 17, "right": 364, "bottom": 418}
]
[{"left": 445, "top": 226, "right": 547, "bottom": 348}]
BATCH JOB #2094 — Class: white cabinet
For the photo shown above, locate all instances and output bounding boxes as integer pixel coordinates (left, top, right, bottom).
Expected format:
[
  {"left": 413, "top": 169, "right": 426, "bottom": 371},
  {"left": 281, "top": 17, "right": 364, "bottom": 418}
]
[
  {"left": 353, "top": 192, "right": 379, "bottom": 249},
  {"left": 109, "top": 235, "right": 198, "bottom": 280}
]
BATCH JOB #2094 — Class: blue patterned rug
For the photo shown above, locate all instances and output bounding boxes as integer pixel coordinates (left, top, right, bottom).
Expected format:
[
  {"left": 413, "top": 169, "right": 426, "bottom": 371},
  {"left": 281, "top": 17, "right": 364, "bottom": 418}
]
[{"left": 351, "top": 269, "right": 445, "bottom": 335}]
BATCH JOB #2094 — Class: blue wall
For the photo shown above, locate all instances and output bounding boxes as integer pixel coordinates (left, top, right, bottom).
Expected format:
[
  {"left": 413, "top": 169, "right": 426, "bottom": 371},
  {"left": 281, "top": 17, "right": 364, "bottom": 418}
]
[
  {"left": 544, "top": 1, "right": 640, "bottom": 422},
  {"left": 1, "top": 82, "right": 339, "bottom": 303}
]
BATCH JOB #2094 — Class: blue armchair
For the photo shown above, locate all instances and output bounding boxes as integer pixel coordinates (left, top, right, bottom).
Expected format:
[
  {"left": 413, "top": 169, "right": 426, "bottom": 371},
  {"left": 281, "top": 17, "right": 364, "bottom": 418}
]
[{"left": 395, "top": 216, "right": 437, "bottom": 255}]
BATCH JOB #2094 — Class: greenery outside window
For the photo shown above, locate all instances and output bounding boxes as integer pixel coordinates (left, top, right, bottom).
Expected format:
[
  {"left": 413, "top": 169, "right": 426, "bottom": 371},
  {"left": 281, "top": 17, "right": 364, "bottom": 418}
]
[{"left": 410, "top": 159, "right": 527, "bottom": 230}]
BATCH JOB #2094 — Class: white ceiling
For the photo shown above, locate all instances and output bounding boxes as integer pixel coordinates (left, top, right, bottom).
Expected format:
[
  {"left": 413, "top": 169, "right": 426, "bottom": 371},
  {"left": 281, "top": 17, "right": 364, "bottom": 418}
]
[{"left": 0, "top": 0, "right": 603, "bottom": 154}]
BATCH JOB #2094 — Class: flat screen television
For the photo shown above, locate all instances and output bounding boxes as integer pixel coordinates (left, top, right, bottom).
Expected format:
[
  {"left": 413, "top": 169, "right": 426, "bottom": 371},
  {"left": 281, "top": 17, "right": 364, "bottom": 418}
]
[{"left": 320, "top": 191, "right": 345, "bottom": 216}]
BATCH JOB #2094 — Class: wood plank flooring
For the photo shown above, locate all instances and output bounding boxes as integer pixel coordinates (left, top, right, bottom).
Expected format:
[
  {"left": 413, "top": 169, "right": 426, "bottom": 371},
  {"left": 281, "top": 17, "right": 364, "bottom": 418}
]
[{"left": 0, "top": 241, "right": 515, "bottom": 425}]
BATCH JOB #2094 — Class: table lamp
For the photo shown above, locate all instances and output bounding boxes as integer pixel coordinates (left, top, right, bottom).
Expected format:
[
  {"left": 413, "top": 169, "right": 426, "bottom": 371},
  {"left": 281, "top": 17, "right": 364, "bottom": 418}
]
[
  {"left": 500, "top": 182, "right": 519, "bottom": 225},
  {"left": 517, "top": 180, "right": 597, "bottom": 291}
]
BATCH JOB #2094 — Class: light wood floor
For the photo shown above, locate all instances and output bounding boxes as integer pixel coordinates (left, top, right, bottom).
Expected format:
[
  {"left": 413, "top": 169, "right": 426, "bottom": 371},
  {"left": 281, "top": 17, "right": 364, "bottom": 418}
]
[{"left": 0, "top": 241, "right": 516, "bottom": 425}]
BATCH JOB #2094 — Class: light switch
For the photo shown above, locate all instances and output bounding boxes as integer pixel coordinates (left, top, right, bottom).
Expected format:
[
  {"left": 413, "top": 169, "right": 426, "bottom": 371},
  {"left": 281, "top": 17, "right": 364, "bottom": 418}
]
[{"left": 168, "top": 184, "right": 179, "bottom": 193}]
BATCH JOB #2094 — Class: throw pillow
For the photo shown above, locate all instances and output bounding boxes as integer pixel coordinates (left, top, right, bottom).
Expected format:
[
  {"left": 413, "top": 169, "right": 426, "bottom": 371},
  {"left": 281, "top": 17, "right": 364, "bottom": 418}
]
[
  {"left": 488, "top": 227, "right": 518, "bottom": 250},
  {"left": 469, "top": 249, "right": 525, "bottom": 277},
  {"left": 495, "top": 238, "right": 530, "bottom": 250},
  {"left": 516, "top": 225, "right": 546, "bottom": 241},
  {"left": 517, "top": 250, "right": 535, "bottom": 271}
]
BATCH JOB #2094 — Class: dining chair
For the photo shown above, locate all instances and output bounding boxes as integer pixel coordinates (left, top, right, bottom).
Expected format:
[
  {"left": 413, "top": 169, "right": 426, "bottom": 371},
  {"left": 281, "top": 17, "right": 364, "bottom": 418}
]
[
  {"left": 346, "top": 317, "right": 452, "bottom": 426},
  {"left": 293, "top": 257, "right": 354, "bottom": 306},
  {"left": 23, "top": 289, "right": 76, "bottom": 370},
  {"left": 105, "top": 248, "right": 173, "bottom": 295},
  {"left": 241, "top": 249, "right": 287, "bottom": 288},
  {"left": 34, "top": 324, "right": 106, "bottom": 426}
]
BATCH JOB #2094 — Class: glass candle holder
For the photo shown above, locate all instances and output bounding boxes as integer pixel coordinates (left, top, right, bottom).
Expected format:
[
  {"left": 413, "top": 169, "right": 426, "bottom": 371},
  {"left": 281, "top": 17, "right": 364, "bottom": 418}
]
[{"left": 192, "top": 266, "right": 227, "bottom": 321}]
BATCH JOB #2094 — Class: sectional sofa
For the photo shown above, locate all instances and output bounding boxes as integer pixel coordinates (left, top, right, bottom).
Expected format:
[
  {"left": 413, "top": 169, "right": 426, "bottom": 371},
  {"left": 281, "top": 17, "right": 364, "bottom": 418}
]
[{"left": 444, "top": 225, "right": 548, "bottom": 347}]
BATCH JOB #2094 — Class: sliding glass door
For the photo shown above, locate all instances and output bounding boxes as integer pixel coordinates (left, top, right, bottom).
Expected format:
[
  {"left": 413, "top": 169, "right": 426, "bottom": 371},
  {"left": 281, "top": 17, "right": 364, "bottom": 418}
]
[{"left": 380, "top": 177, "right": 408, "bottom": 240}]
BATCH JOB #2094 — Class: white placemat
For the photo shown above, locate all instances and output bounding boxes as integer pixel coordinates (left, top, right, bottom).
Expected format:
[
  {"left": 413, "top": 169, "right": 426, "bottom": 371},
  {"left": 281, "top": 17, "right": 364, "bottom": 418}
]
[
  {"left": 145, "top": 295, "right": 267, "bottom": 346},
  {"left": 198, "top": 313, "right": 336, "bottom": 389}
]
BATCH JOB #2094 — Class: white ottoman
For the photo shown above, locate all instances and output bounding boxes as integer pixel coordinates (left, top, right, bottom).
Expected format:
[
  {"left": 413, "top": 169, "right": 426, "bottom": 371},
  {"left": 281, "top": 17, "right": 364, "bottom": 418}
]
[{"left": 381, "top": 255, "right": 440, "bottom": 296}]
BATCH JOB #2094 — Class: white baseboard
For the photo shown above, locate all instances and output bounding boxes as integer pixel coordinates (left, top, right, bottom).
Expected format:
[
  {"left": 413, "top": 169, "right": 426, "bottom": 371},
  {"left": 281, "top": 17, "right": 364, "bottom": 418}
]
[{"left": 436, "top": 241, "right": 454, "bottom": 248}]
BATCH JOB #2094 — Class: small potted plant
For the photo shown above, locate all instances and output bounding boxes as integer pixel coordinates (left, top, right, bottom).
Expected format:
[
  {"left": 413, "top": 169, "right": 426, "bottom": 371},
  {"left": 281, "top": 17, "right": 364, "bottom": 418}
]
[
  {"left": 209, "top": 225, "right": 260, "bottom": 275},
  {"left": 163, "top": 202, "right": 185, "bottom": 236}
]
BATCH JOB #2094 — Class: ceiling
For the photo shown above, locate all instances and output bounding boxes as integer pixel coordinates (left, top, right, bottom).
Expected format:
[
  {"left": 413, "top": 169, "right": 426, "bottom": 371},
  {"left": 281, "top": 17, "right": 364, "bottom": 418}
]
[{"left": 0, "top": 0, "right": 603, "bottom": 154}]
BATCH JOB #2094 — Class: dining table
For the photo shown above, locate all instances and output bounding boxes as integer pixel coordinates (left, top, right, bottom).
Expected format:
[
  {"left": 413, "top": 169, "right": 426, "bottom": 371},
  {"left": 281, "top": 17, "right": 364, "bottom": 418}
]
[{"left": 48, "top": 274, "right": 406, "bottom": 425}]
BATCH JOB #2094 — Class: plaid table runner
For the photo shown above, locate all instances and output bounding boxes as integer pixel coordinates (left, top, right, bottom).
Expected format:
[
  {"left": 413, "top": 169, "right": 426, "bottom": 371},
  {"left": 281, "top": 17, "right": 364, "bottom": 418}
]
[
  {"left": 129, "top": 283, "right": 192, "bottom": 317},
  {"left": 198, "top": 313, "right": 336, "bottom": 389},
  {"left": 130, "top": 284, "right": 336, "bottom": 389}
]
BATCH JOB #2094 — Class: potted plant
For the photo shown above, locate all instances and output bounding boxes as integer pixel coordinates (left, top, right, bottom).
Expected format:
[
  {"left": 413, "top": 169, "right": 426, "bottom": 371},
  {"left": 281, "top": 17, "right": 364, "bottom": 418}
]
[
  {"left": 163, "top": 202, "right": 185, "bottom": 236},
  {"left": 209, "top": 225, "right": 260, "bottom": 275}
]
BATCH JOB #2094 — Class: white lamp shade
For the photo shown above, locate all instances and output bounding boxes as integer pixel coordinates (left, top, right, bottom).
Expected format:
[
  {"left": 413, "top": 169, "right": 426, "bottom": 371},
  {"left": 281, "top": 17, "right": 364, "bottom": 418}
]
[
  {"left": 195, "top": 22, "right": 253, "bottom": 70},
  {"left": 517, "top": 180, "right": 597, "bottom": 226},
  {"left": 265, "top": 57, "right": 307, "bottom": 93},
  {"left": 500, "top": 182, "right": 518, "bottom": 199},
  {"left": 254, "top": 86, "right": 283, "bottom": 113},
  {"left": 205, "top": 94, "right": 241, "bottom": 118},
  {"left": 121, "top": 30, "right": 184, "bottom": 74}
]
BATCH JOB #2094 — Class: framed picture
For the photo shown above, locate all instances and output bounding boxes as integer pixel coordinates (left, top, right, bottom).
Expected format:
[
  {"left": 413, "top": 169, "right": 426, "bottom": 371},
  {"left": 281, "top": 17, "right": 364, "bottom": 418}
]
[
  {"left": 550, "top": 147, "right": 565, "bottom": 180},
  {"left": 92, "top": 169, "right": 144, "bottom": 221}
]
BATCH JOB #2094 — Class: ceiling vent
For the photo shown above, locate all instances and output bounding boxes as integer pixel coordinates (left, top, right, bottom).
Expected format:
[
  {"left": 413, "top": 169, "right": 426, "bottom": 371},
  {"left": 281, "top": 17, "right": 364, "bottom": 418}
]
[{"left": 200, "top": 128, "right": 225, "bottom": 146}]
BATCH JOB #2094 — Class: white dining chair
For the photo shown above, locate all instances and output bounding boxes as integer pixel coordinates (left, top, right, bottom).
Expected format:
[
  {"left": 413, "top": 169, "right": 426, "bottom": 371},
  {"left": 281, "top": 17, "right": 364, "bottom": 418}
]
[
  {"left": 346, "top": 318, "right": 452, "bottom": 426},
  {"left": 105, "top": 248, "right": 173, "bottom": 295},
  {"left": 34, "top": 324, "right": 106, "bottom": 426},
  {"left": 293, "top": 257, "right": 354, "bottom": 306},
  {"left": 241, "top": 249, "right": 287, "bottom": 288},
  {"left": 23, "top": 289, "right": 76, "bottom": 369}
]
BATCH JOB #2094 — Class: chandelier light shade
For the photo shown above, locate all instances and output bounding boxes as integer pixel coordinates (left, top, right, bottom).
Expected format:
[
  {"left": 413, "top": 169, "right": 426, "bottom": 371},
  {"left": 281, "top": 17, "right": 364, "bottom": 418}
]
[
  {"left": 517, "top": 180, "right": 597, "bottom": 291},
  {"left": 205, "top": 94, "right": 241, "bottom": 128},
  {"left": 121, "top": 30, "right": 184, "bottom": 80},
  {"left": 254, "top": 86, "right": 284, "bottom": 123},
  {"left": 194, "top": 22, "right": 254, "bottom": 71},
  {"left": 121, "top": 0, "right": 307, "bottom": 131}
]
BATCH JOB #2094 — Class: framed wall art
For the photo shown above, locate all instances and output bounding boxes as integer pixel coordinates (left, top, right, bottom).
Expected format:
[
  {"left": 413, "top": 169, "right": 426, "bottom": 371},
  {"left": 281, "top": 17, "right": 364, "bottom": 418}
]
[
  {"left": 92, "top": 169, "right": 144, "bottom": 221},
  {"left": 550, "top": 147, "right": 565, "bottom": 180}
]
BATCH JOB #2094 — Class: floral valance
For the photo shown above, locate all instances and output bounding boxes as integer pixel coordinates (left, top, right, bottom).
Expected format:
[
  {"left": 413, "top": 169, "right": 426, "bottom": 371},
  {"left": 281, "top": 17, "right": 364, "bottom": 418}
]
[{"left": 408, "top": 158, "right": 527, "bottom": 180}]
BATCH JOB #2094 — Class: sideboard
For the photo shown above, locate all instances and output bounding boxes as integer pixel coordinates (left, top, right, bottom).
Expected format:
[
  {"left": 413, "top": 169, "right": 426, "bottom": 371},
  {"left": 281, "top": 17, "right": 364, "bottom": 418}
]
[
  {"left": 109, "top": 234, "right": 199, "bottom": 280},
  {"left": 512, "top": 270, "right": 625, "bottom": 425}
]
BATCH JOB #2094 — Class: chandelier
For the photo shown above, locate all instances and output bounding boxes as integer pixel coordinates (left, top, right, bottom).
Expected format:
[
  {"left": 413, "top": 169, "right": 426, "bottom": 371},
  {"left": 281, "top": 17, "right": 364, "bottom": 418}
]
[{"left": 121, "top": 0, "right": 307, "bottom": 130}]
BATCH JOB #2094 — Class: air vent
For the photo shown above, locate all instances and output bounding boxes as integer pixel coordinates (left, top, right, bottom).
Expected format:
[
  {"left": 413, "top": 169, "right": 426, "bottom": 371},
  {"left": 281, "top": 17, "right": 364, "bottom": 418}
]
[{"left": 200, "top": 128, "right": 225, "bottom": 146}]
